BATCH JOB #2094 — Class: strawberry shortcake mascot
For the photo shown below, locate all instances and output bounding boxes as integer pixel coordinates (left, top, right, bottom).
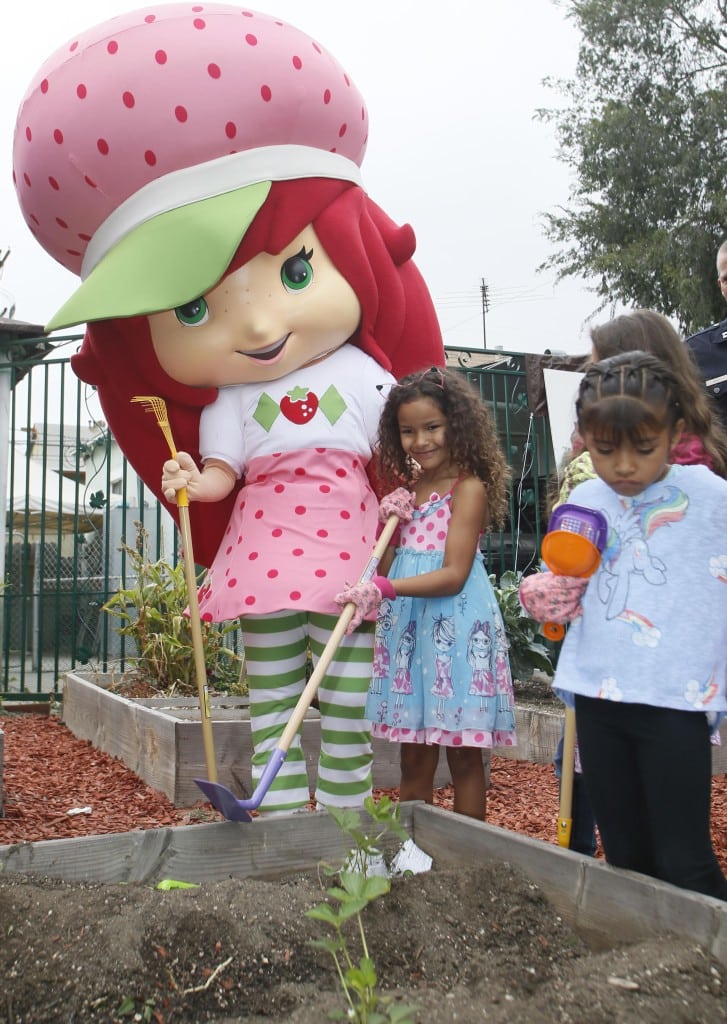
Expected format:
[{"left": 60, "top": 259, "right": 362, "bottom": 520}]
[{"left": 13, "top": 4, "right": 444, "bottom": 813}]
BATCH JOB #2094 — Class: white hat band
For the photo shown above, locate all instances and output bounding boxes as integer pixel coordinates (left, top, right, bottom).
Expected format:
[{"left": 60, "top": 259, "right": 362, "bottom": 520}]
[{"left": 82, "top": 145, "right": 364, "bottom": 280}]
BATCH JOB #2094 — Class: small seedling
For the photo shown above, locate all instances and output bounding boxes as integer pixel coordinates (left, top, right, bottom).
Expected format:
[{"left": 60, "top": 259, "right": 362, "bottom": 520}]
[
  {"left": 306, "top": 795, "right": 418, "bottom": 1023},
  {"left": 117, "top": 994, "right": 158, "bottom": 1022}
]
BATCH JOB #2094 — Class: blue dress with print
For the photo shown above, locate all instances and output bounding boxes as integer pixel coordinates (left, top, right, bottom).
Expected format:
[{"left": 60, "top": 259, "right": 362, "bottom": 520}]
[{"left": 366, "top": 490, "right": 517, "bottom": 748}]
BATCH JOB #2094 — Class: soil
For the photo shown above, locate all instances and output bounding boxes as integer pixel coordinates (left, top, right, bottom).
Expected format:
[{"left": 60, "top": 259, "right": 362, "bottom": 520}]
[
  {"left": 1, "top": 709, "right": 727, "bottom": 1024},
  {"left": 514, "top": 670, "right": 561, "bottom": 710}
]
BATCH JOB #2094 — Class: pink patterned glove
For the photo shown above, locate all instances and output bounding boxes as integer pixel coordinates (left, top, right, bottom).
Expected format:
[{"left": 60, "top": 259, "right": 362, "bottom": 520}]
[
  {"left": 335, "top": 576, "right": 396, "bottom": 633},
  {"left": 379, "top": 487, "right": 416, "bottom": 524},
  {"left": 518, "top": 573, "right": 589, "bottom": 624}
]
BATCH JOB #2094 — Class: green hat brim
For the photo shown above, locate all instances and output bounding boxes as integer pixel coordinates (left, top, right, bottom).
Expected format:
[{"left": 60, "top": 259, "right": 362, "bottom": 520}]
[{"left": 46, "top": 180, "right": 272, "bottom": 332}]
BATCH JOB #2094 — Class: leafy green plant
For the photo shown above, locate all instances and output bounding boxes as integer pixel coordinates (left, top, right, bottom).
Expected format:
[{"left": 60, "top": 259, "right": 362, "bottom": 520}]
[
  {"left": 117, "top": 994, "right": 158, "bottom": 1021},
  {"left": 306, "top": 795, "right": 417, "bottom": 1023},
  {"left": 491, "top": 569, "right": 554, "bottom": 681},
  {"left": 102, "top": 522, "right": 244, "bottom": 695}
]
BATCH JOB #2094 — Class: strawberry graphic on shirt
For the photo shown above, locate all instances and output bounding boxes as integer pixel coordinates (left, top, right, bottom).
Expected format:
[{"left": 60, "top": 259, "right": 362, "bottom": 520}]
[
  {"left": 280, "top": 386, "right": 319, "bottom": 424},
  {"left": 253, "top": 384, "right": 346, "bottom": 431}
]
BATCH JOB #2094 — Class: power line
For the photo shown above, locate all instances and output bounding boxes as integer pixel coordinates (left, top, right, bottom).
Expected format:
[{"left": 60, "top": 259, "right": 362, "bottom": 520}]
[{"left": 432, "top": 284, "right": 556, "bottom": 308}]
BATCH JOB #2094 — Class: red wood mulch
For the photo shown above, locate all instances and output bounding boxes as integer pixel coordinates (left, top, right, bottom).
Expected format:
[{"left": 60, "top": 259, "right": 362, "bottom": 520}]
[{"left": 0, "top": 713, "right": 725, "bottom": 876}]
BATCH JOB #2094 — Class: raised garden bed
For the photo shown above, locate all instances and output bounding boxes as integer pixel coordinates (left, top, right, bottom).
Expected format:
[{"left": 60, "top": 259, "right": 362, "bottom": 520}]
[
  {"left": 61, "top": 670, "right": 455, "bottom": 804},
  {"left": 60, "top": 671, "right": 727, "bottom": 808},
  {"left": 1, "top": 802, "right": 726, "bottom": 963},
  {"left": 2, "top": 731, "right": 726, "bottom": 1020}
]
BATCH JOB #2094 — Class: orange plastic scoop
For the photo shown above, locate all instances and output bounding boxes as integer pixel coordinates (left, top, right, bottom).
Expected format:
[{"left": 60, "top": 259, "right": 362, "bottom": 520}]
[
  {"left": 538, "top": 503, "right": 608, "bottom": 641},
  {"left": 541, "top": 530, "right": 602, "bottom": 578}
]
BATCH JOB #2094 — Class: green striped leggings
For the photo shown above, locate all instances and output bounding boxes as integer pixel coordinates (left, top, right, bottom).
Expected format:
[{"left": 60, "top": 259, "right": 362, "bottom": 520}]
[{"left": 241, "top": 610, "right": 374, "bottom": 812}]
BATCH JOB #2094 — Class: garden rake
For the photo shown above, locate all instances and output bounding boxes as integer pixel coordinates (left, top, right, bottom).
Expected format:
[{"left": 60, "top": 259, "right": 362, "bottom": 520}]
[
  {"left": 130, "top": 395, "right": 218, "bottom": 783},
  {"left": 194, "top": 513, "right": 401, "bottom": 822}
]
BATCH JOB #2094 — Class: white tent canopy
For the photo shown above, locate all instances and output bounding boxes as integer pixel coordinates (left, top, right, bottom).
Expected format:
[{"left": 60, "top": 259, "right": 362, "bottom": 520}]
[{"left": 7, "top": 453, "right": 102, "bottom": 534}]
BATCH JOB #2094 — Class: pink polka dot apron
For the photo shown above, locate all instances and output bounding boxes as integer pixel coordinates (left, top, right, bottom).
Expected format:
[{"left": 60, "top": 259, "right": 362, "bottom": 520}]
[
  {"left": 366, "top": 490, "right": 517, "bottom": 748},
  {"left": 198, "top": 448, "right": 378, "bottom": 619}
]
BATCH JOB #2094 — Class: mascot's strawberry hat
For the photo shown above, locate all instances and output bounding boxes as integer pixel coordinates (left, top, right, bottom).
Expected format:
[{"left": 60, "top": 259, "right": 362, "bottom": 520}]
[{"left": 13, "top": 4, "right": 444, "bottom": 564}]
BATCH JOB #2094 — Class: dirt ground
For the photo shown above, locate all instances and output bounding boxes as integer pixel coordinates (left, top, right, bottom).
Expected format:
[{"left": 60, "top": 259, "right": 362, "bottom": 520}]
[
  {"left": 2, "top": 859, "right": 726, "bottom": 1024},
  {"left": 2, "top": 685, "right": 727, "bottom": 1023}
]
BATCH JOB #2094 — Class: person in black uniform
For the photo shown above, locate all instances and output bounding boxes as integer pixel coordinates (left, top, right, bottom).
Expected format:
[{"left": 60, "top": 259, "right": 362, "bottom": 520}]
[{"left": 685, "top": 239, "right": 727, "bottom": 429}]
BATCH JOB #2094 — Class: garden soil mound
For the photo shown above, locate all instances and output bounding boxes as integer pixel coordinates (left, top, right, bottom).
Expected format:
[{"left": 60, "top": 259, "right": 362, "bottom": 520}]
[{"left": 2, "top": 861, "right": 726, "bottom": 1024}]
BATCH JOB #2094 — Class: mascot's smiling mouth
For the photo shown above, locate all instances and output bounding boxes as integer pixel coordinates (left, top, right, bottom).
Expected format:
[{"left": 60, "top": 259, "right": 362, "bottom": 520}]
[{"left": 240, "top": 335, "right": 289, "bottom": 362}]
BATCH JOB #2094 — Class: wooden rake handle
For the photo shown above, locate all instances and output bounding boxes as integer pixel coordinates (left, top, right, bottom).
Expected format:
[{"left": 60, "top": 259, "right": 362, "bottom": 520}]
[
  {"left": 130, "top": 395, "right": 216, "bottom": 781},
  {"left": 557, "top": 706, "right": 576, "bottom": 847}
]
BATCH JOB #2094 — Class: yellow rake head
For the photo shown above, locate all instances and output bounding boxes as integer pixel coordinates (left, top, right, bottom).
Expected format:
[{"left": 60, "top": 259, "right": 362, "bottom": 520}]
[{"left": 130, "top": 394, "right": 177, "bottom": 458}]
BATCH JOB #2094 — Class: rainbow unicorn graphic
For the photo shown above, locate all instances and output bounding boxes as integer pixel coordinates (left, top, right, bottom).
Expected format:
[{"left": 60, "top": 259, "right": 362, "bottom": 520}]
[{"left": 597, "top": 486, "right": 689, "bottom": 620}]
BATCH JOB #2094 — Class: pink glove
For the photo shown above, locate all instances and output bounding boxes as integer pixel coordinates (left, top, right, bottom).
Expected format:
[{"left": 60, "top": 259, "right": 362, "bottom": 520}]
[
  {"left": 379, "top": 488, "right": 416, "bottom": 524},
  {"left": 335, "top": 576, "right": 396, "bottom": 633},
  {"left": 518, "top": 573, "right": 589, "bottom": 624}
]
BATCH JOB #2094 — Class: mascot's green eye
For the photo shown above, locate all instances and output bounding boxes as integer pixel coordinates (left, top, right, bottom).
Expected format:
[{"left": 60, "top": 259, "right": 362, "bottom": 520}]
[
  {"left": 281, "top": 247, "right": 313, "bottom": 292},
  {"left": 174, "top": 297, "right": 209, "bottom": 326}
]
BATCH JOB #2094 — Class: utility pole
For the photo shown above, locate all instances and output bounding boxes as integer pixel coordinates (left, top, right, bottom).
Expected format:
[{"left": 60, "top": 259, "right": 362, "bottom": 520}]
[
  {"left": 480, "top": 278, "right": 490, "bottom": 350},
  {"left": 0, "top": 248, "right": 15, "bottom": 319}
]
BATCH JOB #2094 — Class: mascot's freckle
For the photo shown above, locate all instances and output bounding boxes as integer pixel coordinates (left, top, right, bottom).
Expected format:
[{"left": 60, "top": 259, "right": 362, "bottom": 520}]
[{"left": 13, "top": 3, "right": 445, "bottom": 813}]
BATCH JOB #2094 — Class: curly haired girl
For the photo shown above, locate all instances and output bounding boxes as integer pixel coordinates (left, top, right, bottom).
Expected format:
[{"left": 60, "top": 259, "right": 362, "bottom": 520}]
[{"left": 337, "top": 367, "right": 516, "bottom": 820}]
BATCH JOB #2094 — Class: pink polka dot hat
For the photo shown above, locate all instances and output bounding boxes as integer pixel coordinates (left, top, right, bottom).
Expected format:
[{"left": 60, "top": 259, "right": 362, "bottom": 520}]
[{"left": 12, "top": 4, "right": 369, "bottom": 331}]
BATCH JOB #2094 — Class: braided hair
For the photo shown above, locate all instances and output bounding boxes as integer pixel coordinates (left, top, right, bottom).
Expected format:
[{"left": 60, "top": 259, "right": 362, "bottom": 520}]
[
  {"left": 590, "top": 309, "right": 727, "bottom": 478},
  {"left": 576, "top": 350, "right": 685, "bottom": 446}
]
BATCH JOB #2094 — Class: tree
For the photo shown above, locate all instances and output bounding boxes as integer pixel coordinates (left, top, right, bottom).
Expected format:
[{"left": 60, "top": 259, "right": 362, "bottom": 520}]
[{"left": 538, "top": 0, "right": 727, "bottom": 334}]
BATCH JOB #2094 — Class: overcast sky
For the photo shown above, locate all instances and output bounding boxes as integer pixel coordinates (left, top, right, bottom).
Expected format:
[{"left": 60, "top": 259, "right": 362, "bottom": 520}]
[{"left": 1, "top": 0, "right": 605, "bottom": 358}]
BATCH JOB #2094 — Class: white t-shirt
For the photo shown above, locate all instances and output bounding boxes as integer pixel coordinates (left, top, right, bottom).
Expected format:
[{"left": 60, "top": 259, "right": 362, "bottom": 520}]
[{"left": 199, "top": 345, "right": 394, "bottom": 477}]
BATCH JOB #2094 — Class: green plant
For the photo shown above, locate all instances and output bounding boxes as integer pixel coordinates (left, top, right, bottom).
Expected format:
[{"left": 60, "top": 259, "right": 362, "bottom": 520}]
[
  {"left": 491, "top": 569, "right": 554, "bottom": 681},
  {"left": 306, "top": 795, "right": 417, "bottom": 1023},
  {"left": 117, "top": 994, "right": 158, "bottom": 1021},
  {"left": 102, "top": 522, "right": 244, "bottom": 695}
]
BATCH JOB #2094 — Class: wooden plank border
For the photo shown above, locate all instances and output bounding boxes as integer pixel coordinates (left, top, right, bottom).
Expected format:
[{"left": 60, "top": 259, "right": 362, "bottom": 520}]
[{"left": 1, "top": 802, "right": 725, "bottom": 966}]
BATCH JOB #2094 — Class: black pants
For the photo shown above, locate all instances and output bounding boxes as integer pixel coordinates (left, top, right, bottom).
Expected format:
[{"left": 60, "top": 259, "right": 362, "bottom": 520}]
[{"left": 574, "top": 695, "right": 727, "bottom": 901}]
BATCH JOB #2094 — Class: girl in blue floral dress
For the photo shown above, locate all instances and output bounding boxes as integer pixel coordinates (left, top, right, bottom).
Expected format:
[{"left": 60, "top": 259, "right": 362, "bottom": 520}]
[{"left": 336, "top": 367, "right": 516, "bottom": 819}]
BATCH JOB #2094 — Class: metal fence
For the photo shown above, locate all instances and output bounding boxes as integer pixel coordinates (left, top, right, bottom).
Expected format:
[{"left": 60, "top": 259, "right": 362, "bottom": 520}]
[{"left": 0, "top": 336, "right": 555, "bottom": 699}]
